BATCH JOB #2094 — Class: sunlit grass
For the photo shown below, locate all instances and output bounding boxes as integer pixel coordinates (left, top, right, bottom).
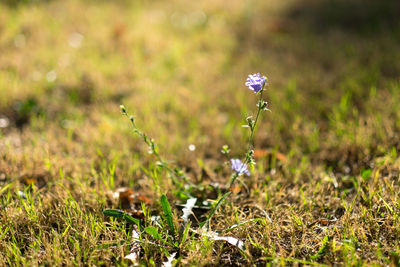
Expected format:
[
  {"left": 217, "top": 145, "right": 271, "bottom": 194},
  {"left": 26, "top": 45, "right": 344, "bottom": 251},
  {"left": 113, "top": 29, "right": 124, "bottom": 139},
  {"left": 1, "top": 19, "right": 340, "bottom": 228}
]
[{"left": 1, "top": 0, "right": 400, "bottom": 265}]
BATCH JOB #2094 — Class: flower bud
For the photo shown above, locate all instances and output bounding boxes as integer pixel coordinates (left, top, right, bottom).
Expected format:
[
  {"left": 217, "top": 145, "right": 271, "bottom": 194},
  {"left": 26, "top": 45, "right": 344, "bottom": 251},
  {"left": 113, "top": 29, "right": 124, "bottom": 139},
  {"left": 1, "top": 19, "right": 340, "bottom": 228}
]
[
  {"left": 221, "top": 145, "right": 230, "bottom": 155},
  {"left": 120, "top": 105, "right": 126, "bottom": 114},
  {"left": 246, "top": 116, "right": 254, "bottom": 128}
]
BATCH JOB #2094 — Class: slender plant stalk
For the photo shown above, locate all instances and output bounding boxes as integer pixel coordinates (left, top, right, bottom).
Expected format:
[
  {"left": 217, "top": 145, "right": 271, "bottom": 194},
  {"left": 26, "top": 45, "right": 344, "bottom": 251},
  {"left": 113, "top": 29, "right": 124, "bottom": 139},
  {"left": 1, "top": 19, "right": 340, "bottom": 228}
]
[
  {"left": 120, "top": 105, "right": 188, "bottom": 185},
  {"left": 246, "top": 90, "right": 264, "bottom": 154},
  {"left": 229, "top": 81, "right": 268, "bottom": 188}
]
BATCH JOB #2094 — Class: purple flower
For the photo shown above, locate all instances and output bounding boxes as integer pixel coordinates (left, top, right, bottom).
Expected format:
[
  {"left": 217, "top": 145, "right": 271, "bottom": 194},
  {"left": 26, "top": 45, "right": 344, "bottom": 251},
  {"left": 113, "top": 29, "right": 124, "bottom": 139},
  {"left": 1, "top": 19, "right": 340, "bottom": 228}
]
[
  {"left": 245, "top": 73, "right": 266, "bottom": 93},
  {"left": 230, "top": 158, "right": 250, "bottom": 176}
]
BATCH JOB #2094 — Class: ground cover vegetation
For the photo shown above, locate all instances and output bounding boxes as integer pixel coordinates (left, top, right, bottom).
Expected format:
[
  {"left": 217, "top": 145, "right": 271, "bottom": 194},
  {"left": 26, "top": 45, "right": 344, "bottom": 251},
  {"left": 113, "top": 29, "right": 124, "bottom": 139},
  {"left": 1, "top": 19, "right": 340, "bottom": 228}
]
[{"left": 1, "top": 0, "right": 400, "bottom": 265}]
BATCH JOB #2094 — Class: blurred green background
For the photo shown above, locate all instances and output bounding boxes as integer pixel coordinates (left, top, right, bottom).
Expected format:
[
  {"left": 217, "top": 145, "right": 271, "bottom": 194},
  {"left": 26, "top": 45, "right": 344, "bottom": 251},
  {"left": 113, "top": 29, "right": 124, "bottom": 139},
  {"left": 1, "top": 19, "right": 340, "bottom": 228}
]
[{"left": 1, "top": 0, "right": 400, "bottom": 179}]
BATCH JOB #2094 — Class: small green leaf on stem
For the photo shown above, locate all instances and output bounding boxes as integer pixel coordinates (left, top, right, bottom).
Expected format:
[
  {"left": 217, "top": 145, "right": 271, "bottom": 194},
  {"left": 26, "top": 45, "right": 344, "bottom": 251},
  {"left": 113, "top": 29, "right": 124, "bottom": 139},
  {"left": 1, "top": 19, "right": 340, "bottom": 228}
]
[
  {"left": 103, "top": 209, "right": 141, "bottom": 225},
  {"left": 161, "top": 194, "right": 176, "bottom": 241}
]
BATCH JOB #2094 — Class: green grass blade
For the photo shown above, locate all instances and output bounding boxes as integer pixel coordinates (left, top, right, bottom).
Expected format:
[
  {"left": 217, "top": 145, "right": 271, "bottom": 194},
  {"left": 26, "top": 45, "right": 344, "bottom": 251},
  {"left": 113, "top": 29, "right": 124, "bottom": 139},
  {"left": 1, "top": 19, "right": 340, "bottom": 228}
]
[
  {"left": 200, "top": 192, "right": 231, "bottom": 229},
  {"left": 103, "top": 209, "right": 140, "bottom": 225},
  {"left": 180, "top": 221, "right": 191, "bottom": 245},
  {"left": 103, "top": 209, "right": 124, "bottom": 218},
  {"left": 217, "top": 218, "right": 264, "bottom": 233},
  {"left": 310, "top": 235, "right": 331, "bottom": 260},
  {"left": 0, "top": 183, "right": 12, "bottom": 196},
  {"left": 145, "top": 226, "right": 162, "bottom": 241},
  {"left": 123, "top": 214, "right": 141, "bottom": 225},
  {"left": 160, "top": 194, "right": 176, "bottom": 241}
]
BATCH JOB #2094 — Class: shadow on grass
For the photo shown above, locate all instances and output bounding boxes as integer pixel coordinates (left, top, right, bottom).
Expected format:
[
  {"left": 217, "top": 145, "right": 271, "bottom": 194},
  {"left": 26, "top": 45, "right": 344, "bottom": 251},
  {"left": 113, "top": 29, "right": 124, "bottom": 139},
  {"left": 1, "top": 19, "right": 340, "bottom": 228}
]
[
  {"left": 227, "top": 0, "right": 400, "bottom": 170},
  {"left": 287, "top": 0, "right": 400, "bottom": 35},
  {"left": 3, "top": 0, "right": 52, "bottom": 8},
  {"left": 3, "top": 0, "right": 134, "bottom": 8},
  {"left": 231, "top": 0, "right": 400, "bottom": 112}
]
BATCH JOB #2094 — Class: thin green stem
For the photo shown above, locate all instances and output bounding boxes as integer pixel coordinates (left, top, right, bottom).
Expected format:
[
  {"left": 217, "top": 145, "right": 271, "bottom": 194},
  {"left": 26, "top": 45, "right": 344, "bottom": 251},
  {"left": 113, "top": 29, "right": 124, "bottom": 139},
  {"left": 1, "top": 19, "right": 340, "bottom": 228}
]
[
  {"left": 229, "top": 85, "right": 266, "bottom": 188},
  {"left": 121, "top": 110, "right": 188, "bottom": 185},
  {"left": 246, "top": 90, "right": 264, "bottom": 161},
  {"left": 229, "top": 172, "right": 239, "bottom": 188},
  {"left": 229, "top": 81, "right": 266, "bottom": 187}
]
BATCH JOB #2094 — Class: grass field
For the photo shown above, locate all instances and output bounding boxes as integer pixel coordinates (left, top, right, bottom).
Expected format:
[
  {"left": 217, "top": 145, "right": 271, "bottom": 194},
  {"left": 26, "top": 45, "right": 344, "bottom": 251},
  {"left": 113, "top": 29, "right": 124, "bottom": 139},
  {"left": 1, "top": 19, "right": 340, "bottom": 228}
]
[{"left": 1, "top": 0, "right": 400, "bottom": 265}]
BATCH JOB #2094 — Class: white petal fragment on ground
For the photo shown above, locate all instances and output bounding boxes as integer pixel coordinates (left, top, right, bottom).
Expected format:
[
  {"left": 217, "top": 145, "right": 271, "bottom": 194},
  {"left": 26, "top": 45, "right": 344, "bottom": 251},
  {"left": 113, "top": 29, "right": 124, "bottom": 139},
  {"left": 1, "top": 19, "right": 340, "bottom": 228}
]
[
  {"left": 181, "top": 198, "right": 197, "bottom": 224},
  {"left": 206, "top": 231, "right": 245, "bottom": 251},
  {"left": 151, "top": 215, "right": 163, "bottom": 228},
  {"left": 163, "top": 252, "right": 177, "bottom": 267},
  {"left": 124, "top": 227, "right": 141, "bottom": 264},
  {"left": 125, "top": 251, "right": 139, "bottom": 262},
  {"left": 0, "top": 117, "right": 9, "bottom": 128}
]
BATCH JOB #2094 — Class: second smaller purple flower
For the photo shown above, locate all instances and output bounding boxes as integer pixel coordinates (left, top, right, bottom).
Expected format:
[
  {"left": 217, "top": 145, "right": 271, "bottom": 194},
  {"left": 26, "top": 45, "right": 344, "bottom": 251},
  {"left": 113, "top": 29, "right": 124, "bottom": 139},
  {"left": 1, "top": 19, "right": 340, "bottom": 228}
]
[{"left": 230, "top": 158, "right": 250, "bottom": 176}]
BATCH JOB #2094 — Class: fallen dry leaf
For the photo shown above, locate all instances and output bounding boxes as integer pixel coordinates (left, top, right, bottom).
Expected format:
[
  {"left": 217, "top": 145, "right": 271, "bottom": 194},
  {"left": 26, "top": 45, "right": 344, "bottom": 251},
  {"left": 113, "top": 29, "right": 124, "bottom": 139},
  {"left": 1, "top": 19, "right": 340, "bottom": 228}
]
[
  {"left": 229, "top": 185, "right": 242, "bottom": 194},
  {"left": 118, "top": 188, "right": 134, "bottom": 210},
  {"left": 253, "top": 149, "right": 287, "bottom": 162}
]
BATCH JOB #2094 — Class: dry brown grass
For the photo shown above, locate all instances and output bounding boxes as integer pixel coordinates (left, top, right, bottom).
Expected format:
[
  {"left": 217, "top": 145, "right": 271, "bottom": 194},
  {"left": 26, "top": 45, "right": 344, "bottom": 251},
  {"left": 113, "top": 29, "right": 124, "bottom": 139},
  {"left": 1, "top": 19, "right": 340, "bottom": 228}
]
[{"left": 1, "top": 0, "right": 400, "bottom": 265}]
